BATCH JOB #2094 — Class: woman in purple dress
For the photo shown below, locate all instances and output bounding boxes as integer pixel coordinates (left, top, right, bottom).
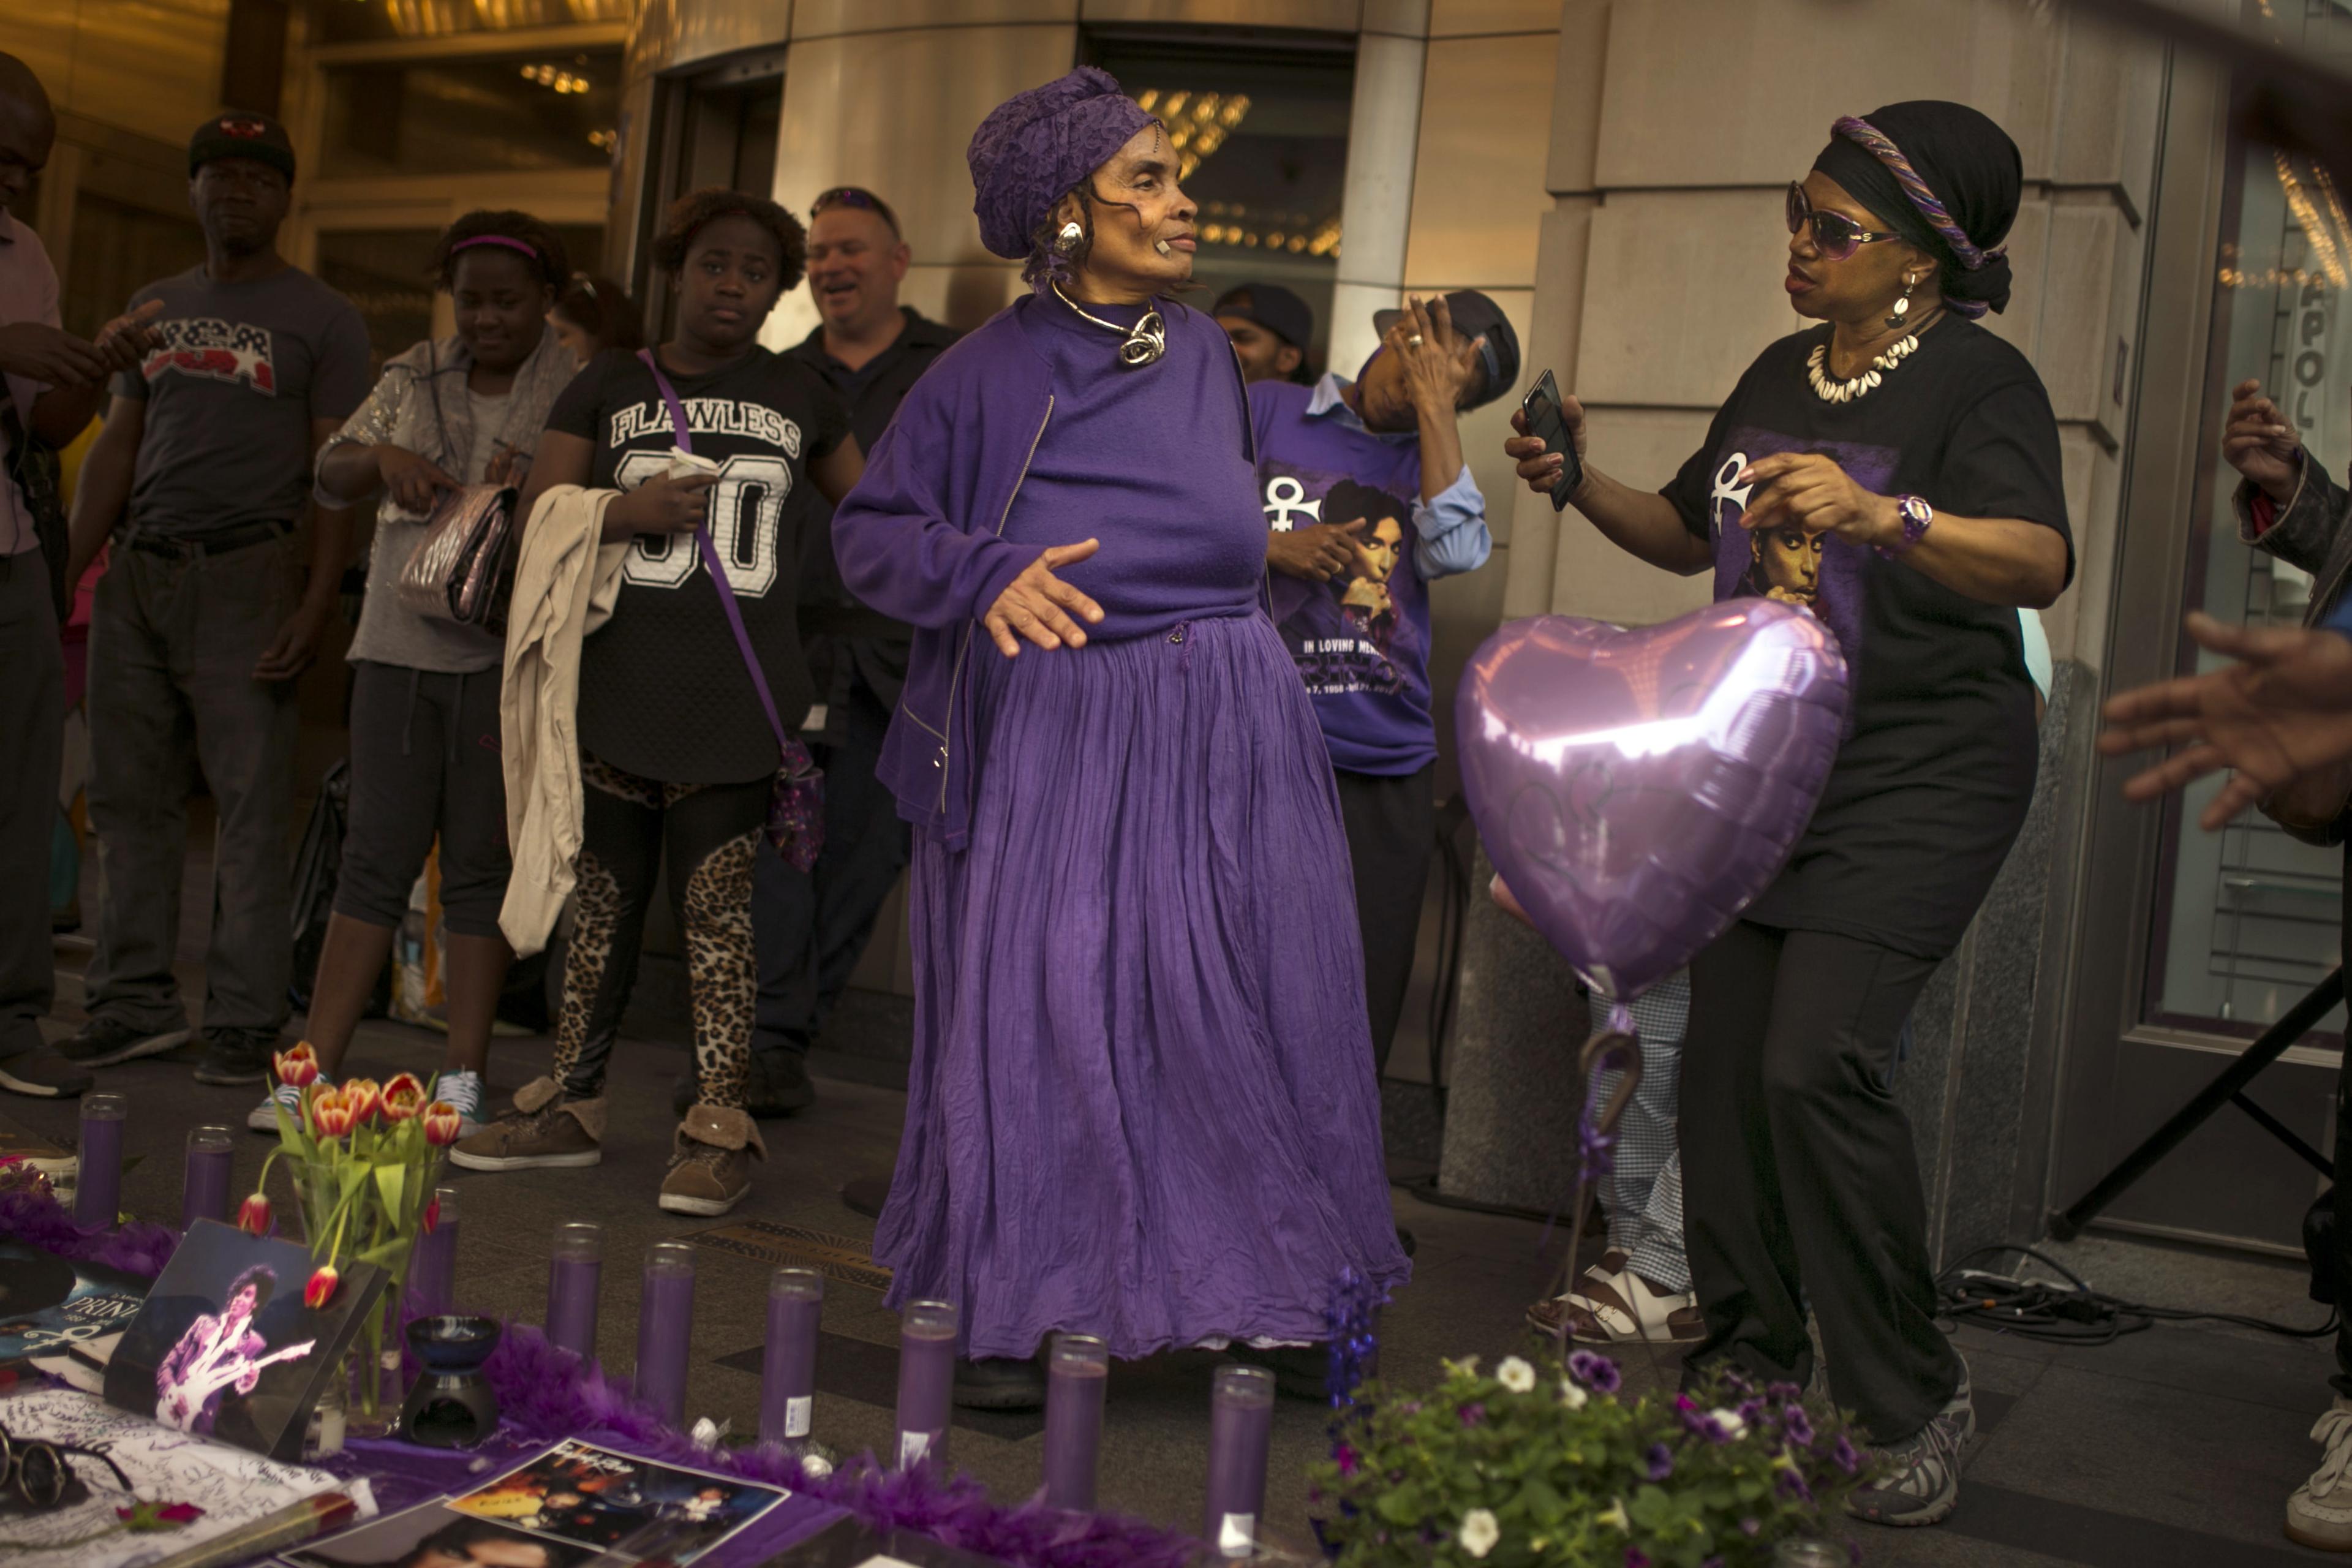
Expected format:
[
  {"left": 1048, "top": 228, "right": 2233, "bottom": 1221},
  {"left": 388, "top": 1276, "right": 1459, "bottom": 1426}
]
[{"left": 833, "top": 68, "right": 1408, "bottom": 1404}]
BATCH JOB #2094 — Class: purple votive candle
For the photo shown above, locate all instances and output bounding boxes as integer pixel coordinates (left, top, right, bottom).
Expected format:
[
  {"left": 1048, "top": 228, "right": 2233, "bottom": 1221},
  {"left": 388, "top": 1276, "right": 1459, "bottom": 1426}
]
[
  {"left": 74, "top": 1093, "right": 127, "bottom": 1229},
  {"left": 546, "top": 1221, "right": 603, "bottom": 1360},
  {"left": 635, "top": 1240, "right": 696, "bottom": 1426},
  {"left": 1202, "top": 1363, "right": 1274, "bottom": 1556},
  {"left": 894, "top": 1299, "right": 957, "bottom": 1469},
  {"left": 409, "top": 1185, "right": 459, "bottom": 1315},
  {"left": 1042, "top": 1332, "right": 1109, "bottom": 1510},
  {"left": 759, "top": 1267, "right": 823, "bottom": 1446},
  {"left": 179, "top": 1125, "right": 234, "bottom": 1232}
]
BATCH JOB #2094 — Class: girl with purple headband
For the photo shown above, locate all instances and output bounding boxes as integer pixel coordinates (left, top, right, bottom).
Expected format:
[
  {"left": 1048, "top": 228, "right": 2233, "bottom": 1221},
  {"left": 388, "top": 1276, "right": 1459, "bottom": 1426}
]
[
  {"left": 834, "top": 67, "right": 1408, "bottom": 1409},
  {"left": 255, "top": 211, "right": 577, "bottom": 1139},
  {"left": 1508, "top": 98, "right": 2071, "bottom": 1529}
]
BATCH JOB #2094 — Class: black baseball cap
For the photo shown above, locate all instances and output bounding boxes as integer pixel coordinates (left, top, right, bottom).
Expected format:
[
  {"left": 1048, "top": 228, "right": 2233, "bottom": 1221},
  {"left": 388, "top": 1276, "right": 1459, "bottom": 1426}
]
[
  {"left": 1374, "top": 290, "right": 1521, "bottom": 410},
  {"left": 1213, "top": 282, "right": 1314, "bottom": 352},
  {"left": 189, "top": 111, "right": 296, "bottom": 183}
]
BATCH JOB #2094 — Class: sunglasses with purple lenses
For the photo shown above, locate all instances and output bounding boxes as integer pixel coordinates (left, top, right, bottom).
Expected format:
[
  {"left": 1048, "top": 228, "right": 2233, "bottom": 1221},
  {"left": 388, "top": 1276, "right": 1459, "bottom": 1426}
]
[
  {"left": 1785, "top": 182, "right": 1902, "bottom": 263},
  {"left": 812, "top": 186, "right": 900, "bottom": 236}
]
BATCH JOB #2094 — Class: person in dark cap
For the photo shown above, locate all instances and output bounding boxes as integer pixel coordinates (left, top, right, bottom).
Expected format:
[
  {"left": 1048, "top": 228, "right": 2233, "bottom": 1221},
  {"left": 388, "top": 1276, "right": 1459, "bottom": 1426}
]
[
  {"left": 1251, "top": 290, "right": 1514, "bottom": 1085},
  {"left": 1507, "top": 99, "right": 2071, "bottom": 1528},
  {"left": 833, "top": 66, "right": 1406, "bottom": 1412},
  {"left": 58, "top": 109, "right": 372, "bottom": 1088},
  {"left": 1213, "top": 281, "right": 1313, "bottom": 384}
]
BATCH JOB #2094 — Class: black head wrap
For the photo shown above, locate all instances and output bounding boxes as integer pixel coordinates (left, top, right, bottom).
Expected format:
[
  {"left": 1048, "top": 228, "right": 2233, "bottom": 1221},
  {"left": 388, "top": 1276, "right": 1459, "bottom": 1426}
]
[{"left": 1810, "top": 100, "right": 2021, "bottom": 318}]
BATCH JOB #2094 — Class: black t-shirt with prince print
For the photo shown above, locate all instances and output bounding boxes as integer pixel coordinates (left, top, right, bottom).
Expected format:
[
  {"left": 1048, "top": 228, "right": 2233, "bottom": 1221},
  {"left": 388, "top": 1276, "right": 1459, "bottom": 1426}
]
[
  {"left": 545, "top": 346, "right": 851, "bottom": 784},
  {"left": 1663, "top": 317, "right": 2071, "bottom": 960}
]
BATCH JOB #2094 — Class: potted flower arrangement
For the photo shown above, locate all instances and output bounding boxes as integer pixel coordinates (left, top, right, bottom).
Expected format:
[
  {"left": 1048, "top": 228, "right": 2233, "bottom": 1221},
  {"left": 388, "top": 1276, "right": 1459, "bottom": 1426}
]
[
  {"left": 236, "top": 1043, "right": 462, "bottom": 1428},
  {"left": 1309, "top": 1349, "right": 1870, "bottom": 1567}
]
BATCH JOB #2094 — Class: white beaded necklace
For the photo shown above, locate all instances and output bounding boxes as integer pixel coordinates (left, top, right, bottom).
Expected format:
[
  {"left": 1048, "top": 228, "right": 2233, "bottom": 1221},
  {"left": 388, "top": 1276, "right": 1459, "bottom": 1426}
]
[{"left": 1806, "top": 333, "right": 1919, "bottom": 404}]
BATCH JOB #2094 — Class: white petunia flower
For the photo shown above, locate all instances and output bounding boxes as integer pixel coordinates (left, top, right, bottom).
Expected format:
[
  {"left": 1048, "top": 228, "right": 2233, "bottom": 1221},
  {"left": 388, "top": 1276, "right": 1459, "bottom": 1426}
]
[
  {"left": 1711, "top": 1406, "right": 1748, "bottom": 1441},
  {"left": 1496, "top": 1356, "right": 1536, "bottom": 1393},
  {"left": 1597, "top": 1499, "right": 1630, "bottom": 1532},
  {"left": 1559, "top": 1379, "right": 1588, "bottom": 1410},
  {"left": 1458, "top": 1508, "right": 1501, "bottom": 1559}
]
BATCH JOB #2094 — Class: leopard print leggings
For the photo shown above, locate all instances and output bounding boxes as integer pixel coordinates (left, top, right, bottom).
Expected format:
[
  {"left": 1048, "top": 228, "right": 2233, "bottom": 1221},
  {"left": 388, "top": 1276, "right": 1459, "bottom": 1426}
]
[{"left": 550, "top": 755, "right": 767, "bottom": 1110}]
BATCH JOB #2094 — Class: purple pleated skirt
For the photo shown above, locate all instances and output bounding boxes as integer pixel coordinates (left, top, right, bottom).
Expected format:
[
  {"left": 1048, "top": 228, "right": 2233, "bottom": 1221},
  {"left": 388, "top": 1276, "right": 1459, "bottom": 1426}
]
[{"left": 873, "top": 612, "right": 1411, "bottom": 1359}]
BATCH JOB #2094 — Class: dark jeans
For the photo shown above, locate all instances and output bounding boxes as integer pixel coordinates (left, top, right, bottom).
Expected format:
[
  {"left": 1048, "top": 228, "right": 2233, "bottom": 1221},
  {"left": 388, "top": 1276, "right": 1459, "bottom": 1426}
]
[
  {"left": 1333, "top": 763, "right": 1434, "bottom": 1077},
  {"left": 751, "top": 669, "right": 909, "bottom": 1062},
  {"left": 84, "top": 533, "right": 301, "bottom": 1036},
  {"left": 554, "top": 758, "right": 771, "bottom": 1111},
  {"left": 335, "top": 662, "right": 510, "bottom": 938},
  {"left": 0, "top": 551, "right": 64, "bottom": 1061},
  {"left": 1680, "top": 919, "right": 1958, "bottom": 1441}
]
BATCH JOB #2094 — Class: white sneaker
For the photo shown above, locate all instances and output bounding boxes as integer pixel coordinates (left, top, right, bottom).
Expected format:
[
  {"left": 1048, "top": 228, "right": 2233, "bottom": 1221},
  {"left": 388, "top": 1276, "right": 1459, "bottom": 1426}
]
[
  {"left": 434, "top": 1068, "right": 488, "bottom": 1138},
  {"left": 2288, "top": 1396, "right": 2352, "bottom": 1550},
  {"left": 247, "top": 1075, "right": 323, "bottom": 1133}
]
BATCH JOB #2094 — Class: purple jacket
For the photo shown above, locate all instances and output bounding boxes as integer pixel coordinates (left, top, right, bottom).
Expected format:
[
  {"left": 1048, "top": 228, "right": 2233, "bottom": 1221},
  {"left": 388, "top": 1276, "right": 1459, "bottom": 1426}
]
[{"left": 831, "top": 295, "right": 1256, "bottom": 848}]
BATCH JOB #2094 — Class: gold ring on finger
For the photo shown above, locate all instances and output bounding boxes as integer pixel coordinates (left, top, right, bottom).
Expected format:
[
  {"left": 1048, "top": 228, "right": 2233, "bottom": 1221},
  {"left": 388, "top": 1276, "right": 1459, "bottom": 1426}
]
[{"left": 1407, "top": 334, "right": 1424, "bottom": 347}]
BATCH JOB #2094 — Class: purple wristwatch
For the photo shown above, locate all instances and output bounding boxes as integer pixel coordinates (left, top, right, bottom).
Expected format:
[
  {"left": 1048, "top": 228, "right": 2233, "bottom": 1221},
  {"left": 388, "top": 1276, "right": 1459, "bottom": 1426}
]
[{"left": 1877, "top": 494, "right": 1933, "bottom": 559}]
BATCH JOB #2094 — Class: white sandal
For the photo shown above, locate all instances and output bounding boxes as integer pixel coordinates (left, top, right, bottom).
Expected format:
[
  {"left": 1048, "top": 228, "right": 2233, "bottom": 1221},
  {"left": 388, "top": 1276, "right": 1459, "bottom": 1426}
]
[{"left": 1531, "top": 1261, "right": 1703, "bottom": 1345}]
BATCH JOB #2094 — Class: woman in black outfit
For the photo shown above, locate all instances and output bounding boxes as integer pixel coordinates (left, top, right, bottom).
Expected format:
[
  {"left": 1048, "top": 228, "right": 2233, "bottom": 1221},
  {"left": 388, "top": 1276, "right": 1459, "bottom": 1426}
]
[{"left": 1507, "top": 100, "right": 2070, "bottom": 1528}]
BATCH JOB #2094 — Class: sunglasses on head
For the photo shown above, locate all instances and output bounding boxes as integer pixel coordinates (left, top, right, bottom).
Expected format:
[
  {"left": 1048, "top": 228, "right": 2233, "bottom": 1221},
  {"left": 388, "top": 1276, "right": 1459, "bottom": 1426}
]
[
  {"left": 1785, "top": 182, "right": 1902, "bottom": 263},
  {"left": 811, "top": 186, "right": 900, "bottom": 238},
  {"left": 0, "top": 1424, "right": 132, "bottom": 1511}
]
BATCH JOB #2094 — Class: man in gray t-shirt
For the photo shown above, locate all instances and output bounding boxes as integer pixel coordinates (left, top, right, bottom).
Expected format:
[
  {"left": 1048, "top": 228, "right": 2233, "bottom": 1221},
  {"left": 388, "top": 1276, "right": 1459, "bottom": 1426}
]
[{"left": 59, "top": 111, "right": 370, "bottom": 1087}]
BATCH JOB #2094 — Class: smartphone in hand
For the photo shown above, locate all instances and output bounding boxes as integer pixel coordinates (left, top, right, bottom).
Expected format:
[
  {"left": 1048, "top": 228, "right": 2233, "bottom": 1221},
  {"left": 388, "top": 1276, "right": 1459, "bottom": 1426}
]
[{"left": 1520, "top": 369, "right": 1586, "bottom": 512}]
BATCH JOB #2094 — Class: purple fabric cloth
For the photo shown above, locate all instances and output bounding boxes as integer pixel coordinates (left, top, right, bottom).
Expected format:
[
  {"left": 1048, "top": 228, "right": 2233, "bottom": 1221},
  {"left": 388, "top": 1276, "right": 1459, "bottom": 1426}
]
[
  {"left": 967, "top": 67, "right": 1153, "bottom": 262},
  {"left": 873, "top": 612, "right": 1409, "bottom": 1359},
  {"left": 999, "top": 295, "right": 1262, "bottom": 641}
]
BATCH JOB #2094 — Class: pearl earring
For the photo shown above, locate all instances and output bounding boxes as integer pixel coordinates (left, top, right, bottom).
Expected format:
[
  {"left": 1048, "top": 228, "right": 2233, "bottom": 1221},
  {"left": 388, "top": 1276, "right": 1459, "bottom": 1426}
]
[
  {"left": 1887, "top": 274, "right": 1917, "bottom": 331},
  {"left": 1054, "top": 221, "right": 1084, "bottom": 255}
]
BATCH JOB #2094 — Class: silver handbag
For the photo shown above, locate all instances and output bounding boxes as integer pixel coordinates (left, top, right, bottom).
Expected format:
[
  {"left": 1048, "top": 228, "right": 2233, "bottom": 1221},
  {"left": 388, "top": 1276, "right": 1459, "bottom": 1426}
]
[{"left": 395, "top": 483, "right": 519, "bottom": 632}]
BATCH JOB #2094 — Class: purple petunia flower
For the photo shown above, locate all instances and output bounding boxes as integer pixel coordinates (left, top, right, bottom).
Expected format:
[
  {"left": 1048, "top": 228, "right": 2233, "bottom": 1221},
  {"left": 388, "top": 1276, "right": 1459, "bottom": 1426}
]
[
  {"left": 1335, "top": 1444, "right": 1360, "bottom": 1476},
  {"left": 1624, "top": 1551, "right": 1651, "bottom": 1568},
  {"left": 1740, "top": 1518, "right": 1762, "bottom": 1537},
  {"left": 1782, "top": 1405, "right": 1814, "bottom": 1446},
  {"left": 1673, "top": 1393, "right": 1697, "bottom": 1412},
  {"left": 1459, "top": 1401, "right": 1487, "bottom": 1427},
  {"left": 1767, "top": 1381, "right": 1803, "bottom": 1400},
  {"left": 1831, "top": 1434, "right": 1860, "bottom": 1476},
  {"left": 1568, "top": 1350, "right": 1623, "bottom": 1395},
  {"left": 1777, "top": 1468, "right": 1815, "bottom": 1504},
  {"left": 1645, "top": 1442, "right": 1675, "bottom": 1481}
]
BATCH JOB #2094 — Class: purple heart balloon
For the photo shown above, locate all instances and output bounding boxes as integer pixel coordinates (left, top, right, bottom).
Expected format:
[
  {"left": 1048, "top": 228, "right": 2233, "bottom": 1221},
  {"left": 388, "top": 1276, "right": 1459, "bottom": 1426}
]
[{"left": 1456, "top": 600, "right": 1849, "bottom": 1000}]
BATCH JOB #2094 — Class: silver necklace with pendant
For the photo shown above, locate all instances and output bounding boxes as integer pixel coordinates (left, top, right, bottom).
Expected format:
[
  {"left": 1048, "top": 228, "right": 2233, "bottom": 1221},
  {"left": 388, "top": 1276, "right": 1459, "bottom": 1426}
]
[{"left": 1054, "top": 282, "right": 1166, "bottom": 368}]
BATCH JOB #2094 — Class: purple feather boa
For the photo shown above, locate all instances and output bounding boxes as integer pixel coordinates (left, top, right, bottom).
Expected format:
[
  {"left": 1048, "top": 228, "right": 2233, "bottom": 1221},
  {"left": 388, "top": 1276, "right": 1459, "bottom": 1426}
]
[{"left": 0, "top": 1191, "right": 1202, "bottom": 1568}]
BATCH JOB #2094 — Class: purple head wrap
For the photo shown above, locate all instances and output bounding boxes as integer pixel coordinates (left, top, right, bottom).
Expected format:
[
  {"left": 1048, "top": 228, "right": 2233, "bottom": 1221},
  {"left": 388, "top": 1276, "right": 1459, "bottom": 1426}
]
[{"left": 967, "top": 67, "right": 1153, "bottom": 262}]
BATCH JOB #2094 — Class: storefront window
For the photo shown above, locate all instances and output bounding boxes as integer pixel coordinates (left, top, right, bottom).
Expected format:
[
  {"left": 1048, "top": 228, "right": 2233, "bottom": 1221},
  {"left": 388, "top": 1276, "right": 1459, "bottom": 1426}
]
[
  {"left": 2150, "top": 29, "right": 2352, "bottom": 1036},
  {"left": 1084, "top": 32, "right": 1354, "bottom": 377},
  {"left": 320, "top": 49, "right": 622, "bottom": 178}
]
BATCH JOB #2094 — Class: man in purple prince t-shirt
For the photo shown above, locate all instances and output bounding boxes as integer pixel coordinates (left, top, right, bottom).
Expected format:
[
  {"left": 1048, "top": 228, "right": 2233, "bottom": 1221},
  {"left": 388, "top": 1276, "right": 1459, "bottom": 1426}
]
[{"left": 1250, "top": 289, "right": 1518, "bottom": 1074}]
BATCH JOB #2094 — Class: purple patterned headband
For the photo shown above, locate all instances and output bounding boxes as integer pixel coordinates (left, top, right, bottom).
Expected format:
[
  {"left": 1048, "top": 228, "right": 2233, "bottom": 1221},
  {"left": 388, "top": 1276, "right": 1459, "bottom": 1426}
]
[
  {"left": 1831, "top": 116, "right": 2004, "bottom": 273},
  {"left": 451, "top": 235, "right": 540, "bottom": 260}
]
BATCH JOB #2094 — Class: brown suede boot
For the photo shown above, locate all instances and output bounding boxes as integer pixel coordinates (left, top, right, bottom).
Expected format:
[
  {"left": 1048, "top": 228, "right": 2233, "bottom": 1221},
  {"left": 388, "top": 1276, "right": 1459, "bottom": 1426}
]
[
  {"left": 449, "top": 1076, "right": 605, "bottom": 1172},
  {"left": 659, "top": 1102, "right": 764, "bottom": 1216}
]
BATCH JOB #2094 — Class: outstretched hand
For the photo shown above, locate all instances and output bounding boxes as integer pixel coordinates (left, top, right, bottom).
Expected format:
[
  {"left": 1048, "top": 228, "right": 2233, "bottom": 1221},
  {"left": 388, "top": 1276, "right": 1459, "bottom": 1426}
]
[
  {"left": 984, "top": 539, "right": 1104, "bottom": 657},
  {"left": 2099, "top": 611, "right": 2352, "bottom": 829}
]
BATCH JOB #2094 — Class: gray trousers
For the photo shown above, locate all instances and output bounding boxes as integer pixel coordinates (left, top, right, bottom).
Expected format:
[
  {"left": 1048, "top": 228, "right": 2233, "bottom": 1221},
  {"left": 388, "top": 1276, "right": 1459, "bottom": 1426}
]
[
  {"left": 0, "top": 551, "right": 64, "bottom": 1060},
  {"left": 83, "top": 534, "right": 301, "bottom": 1037}
]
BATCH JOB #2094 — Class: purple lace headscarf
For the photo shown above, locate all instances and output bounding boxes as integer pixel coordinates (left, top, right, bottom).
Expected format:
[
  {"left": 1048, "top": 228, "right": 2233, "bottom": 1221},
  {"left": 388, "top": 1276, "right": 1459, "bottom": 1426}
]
[{"left": 967, "top": 67, "right": 1153, "bottom": 268}]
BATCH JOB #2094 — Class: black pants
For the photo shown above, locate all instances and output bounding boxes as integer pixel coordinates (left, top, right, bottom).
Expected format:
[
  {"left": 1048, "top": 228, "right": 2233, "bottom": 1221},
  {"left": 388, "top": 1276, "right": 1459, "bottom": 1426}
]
[
  {"left": 1680, "top": 919, "right": 1958, "bottom": 1440},
  {"left": 0, "top": 552, "right": 63, "bottom": 1064},
  {"left": 553, "top": 758, "right": 771, "bottom": 1111},
  {"left": 1333, "top": 764, "right": 1433, "bottom": 1077},
  {"left": 335, "top": 662, "right": 510, "bottom": 938},
  {"left": 750, "top": 669, "right": 910, "bottom": 1061}
]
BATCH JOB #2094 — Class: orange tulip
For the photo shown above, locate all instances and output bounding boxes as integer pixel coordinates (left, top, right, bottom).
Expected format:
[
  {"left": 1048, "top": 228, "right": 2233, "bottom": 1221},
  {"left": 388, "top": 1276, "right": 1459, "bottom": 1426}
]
[
  {"left": 310, "top": 1087, "right": 358, "bottom": 1140},
  {"left": 421, "top": 1101, "right": 462, "bottom": 1147},
  {"left": 380, "top": 1072, "right": 425, "bottom": 1122},
  {"left": 236, "top": 1192, "right": 272, "bottom": 1236},
  {"left": 342, "top": 1077, "right": 383, "bottom": 1126},
  {"left": 273, "top": 1041, "right": 320, "bottom": 1088},
  {"left": 304, "top": 1265, "right": 340, "bottom": 1309}
]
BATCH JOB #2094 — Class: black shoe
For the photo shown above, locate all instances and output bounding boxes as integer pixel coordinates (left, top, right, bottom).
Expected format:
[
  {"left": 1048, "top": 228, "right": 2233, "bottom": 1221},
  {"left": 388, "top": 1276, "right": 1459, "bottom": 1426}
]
[
  {"left": 57, "top": 1016, "right": 192, "bottom": 1067},
  {"left": 1253, "top": 1343, "right": 1330, "bottom": 1401},
  {"left": 192, "top": 1028, "right": 279, "bottom": 1087},
  {"left": 953, "top": 1355, "right": 1046, "bottom": 1411},
  {"left": 841, "top": 1174, "right": 891, "bottom": 1218},
  {"left": 0, "top": 1041, "right": 93, "bottom": 1098}
]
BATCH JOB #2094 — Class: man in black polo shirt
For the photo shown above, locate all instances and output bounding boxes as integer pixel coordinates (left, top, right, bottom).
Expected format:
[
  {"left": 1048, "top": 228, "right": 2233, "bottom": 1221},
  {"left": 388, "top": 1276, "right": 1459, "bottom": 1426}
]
[{"left": 675, "top": 184, "right": 957, "bottom": 1118}]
